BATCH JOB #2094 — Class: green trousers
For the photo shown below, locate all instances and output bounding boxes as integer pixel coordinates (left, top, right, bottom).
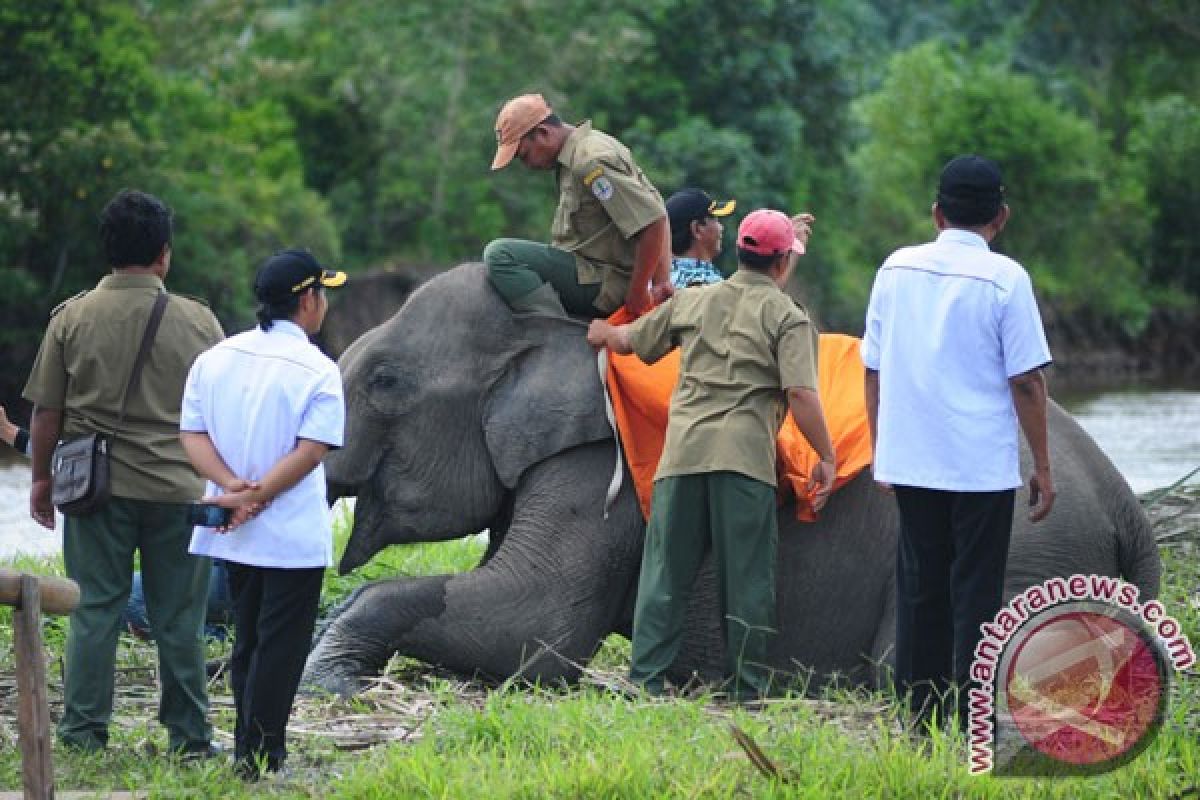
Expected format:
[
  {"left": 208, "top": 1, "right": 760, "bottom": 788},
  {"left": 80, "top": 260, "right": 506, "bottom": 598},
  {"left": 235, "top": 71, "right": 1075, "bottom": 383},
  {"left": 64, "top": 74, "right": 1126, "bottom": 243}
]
[
  {"left": 629, "top": 472, "right": 779, "bottom": 699},
  {"left": 60, "top": 496, "right": 212, "bottom": 751},
  {"left": 483, "top": 237, "right": 602, "bottom": 316}
]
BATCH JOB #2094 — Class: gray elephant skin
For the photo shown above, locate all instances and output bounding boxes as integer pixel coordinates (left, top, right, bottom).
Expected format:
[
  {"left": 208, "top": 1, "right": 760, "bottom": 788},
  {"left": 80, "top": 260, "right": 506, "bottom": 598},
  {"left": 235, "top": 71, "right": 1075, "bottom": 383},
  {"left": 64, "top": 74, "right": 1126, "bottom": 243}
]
[{"left": 303, "top": 263, "right": 1161, "bottom": 696}]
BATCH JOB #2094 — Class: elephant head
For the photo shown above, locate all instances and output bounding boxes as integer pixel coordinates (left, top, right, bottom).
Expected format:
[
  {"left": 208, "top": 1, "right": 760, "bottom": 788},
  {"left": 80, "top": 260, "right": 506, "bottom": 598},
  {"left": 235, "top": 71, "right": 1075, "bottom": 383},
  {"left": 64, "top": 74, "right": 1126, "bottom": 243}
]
[{"left": 326, "top": 263, "right": 614, "bottom": 573}]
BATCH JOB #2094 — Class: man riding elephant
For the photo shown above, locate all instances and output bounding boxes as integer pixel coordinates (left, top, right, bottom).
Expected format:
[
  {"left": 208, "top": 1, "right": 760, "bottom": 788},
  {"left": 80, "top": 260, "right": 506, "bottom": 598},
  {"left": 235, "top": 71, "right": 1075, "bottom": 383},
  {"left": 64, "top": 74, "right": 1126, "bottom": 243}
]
[{"left": 484, "top": 93, "right": 672, "bottom": 318}]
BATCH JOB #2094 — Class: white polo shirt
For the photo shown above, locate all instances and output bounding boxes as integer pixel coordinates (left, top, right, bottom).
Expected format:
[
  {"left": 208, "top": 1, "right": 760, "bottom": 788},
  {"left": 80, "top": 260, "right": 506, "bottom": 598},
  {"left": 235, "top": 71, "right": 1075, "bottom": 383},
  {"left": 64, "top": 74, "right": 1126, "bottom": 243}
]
[
  {"left": 181, "top": 320, "right": 345, "bottom": 568},
  {"left": 861, "top": 228, "right": 1051, "bottom": 491}
]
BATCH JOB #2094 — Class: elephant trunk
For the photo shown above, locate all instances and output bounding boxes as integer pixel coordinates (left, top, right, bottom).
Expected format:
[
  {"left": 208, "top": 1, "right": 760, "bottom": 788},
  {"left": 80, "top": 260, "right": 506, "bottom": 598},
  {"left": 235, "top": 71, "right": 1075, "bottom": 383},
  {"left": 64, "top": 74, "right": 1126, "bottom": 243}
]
[
  {"left": 337, "top": 481, "right": 389, "bottom": 574},
  {"left": 338, "top": 534, "right": 374, "bottom": 575},
  {"left": 326, "top": 477, "right": 357, "bottom": 504}
]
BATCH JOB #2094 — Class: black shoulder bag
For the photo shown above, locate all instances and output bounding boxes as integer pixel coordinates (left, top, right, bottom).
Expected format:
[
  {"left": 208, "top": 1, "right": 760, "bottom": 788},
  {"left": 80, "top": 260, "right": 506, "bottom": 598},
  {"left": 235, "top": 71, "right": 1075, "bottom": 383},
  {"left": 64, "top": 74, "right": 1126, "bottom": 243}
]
[{"left": 52, "top": 291, "right": 169, "bottom": 516}]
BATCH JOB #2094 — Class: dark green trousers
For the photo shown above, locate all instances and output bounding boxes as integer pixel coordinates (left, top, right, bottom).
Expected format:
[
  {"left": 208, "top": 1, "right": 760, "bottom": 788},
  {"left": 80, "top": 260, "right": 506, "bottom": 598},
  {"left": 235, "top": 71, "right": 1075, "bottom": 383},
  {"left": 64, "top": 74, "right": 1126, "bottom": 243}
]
[
  {"left": 629, "top": 471, "right": 779, "bottom": 698},
  {"left": 483, "top": 237, "right": 602, "bottom": 316},
  {"left": 60, "top": 496, "right": 212, "bottom": 751}
]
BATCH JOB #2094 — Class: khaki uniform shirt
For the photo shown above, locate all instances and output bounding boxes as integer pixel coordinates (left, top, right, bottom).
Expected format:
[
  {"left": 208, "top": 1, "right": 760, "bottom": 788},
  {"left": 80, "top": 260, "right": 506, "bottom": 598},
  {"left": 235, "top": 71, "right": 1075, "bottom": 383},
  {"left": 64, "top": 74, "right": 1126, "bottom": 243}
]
[
  {"left": 552, "top": 121, "right": 666, "bottom": 313},
  {"left": 628, "top": 270, "right": 818, "bottom": 487},
  {"left": 23, "top": 273, "right": 225, "bottom": 503}
]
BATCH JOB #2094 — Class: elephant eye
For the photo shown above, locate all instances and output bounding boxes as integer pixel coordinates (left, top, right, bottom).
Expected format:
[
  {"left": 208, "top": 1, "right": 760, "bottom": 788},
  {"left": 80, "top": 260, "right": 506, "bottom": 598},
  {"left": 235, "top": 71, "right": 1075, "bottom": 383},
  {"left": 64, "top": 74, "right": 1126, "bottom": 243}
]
[
  {"left": 369, "top": 371, "right": 398, "bottom": 391},
  {"left": 362, "top": 363, "right": 415, "bottom": 416}
]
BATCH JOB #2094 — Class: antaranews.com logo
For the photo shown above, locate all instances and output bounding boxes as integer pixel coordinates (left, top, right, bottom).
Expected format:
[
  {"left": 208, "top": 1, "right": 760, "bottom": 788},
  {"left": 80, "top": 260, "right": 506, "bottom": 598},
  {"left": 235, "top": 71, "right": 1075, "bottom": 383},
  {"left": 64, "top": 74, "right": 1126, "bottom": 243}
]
[{"left": 967, "top": 574, "right": 1195, "bottom": 776}]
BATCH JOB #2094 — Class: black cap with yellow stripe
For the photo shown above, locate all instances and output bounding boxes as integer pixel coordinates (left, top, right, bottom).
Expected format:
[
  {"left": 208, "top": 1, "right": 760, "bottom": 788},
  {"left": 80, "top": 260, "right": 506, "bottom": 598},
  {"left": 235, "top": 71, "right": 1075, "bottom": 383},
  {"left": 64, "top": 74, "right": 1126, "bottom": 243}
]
[
  {"left": 254, "top": 249, "right": 346, "bottom": 303},
  {"left": 666, "top": 188, "right": 736, "bottom": 232}
]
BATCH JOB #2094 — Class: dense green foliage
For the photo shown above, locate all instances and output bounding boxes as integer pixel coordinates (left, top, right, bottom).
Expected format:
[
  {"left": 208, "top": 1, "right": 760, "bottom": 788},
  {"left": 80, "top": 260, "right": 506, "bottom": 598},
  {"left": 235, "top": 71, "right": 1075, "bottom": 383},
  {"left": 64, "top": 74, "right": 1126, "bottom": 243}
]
[{"left": 2, "top": 0, "right": 1198, "bottom": 383}]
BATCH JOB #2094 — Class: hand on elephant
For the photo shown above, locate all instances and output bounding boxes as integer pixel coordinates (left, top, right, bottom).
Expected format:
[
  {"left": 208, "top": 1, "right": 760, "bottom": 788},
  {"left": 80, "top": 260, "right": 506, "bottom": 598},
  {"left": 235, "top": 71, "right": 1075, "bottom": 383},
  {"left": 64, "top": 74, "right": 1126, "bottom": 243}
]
[
  {"left": 587, "top": 320, "right": 634, "bottom": 355},
  {"left": 808, "top": 459, "right": 837, "bottom": 512},
  {"left": 586, "top": 320, "right": 611, "bottom": 350},
  {"left": 1027, "top": 465, "right": 1056, "bottom": 522}
]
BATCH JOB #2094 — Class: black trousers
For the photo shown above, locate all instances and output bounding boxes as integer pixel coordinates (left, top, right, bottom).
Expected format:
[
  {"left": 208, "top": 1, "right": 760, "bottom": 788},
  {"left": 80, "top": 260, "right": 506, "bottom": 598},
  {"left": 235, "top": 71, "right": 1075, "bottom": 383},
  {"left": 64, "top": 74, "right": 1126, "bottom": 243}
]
[
  {"left": 892, "top": 486, "right": 1014, "bottom": 725},
  {"left": 225, "top": 562, "right": 324, "bottom": 772}
]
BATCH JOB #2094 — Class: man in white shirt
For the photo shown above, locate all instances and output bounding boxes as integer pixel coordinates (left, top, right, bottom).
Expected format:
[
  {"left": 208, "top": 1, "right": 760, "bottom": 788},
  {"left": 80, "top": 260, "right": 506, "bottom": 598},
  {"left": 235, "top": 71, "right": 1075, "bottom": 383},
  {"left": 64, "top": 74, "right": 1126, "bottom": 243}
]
[
  {"left": 861, "top": 155, "right": 1055, "bottom": 730},
  {"left": 179, "top": 249, "right": 345, "bottom": 778}
]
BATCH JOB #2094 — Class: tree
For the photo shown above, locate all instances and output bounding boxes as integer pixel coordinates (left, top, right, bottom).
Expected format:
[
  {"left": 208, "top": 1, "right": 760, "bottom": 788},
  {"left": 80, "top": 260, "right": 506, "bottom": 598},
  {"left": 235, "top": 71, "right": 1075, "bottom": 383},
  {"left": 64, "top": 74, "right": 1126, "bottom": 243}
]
[
  {"left": 845, "top": 40, "right": 1151, "bottom": 326},
  {"left": 1126, "top": 94, "right": 1200, "bottom": 300},
  {"left": 0, "top": 0, "right": 160, "bottom": 293},
  {"left": 0, "top": 0, "right": 340, "bottom": 408}
]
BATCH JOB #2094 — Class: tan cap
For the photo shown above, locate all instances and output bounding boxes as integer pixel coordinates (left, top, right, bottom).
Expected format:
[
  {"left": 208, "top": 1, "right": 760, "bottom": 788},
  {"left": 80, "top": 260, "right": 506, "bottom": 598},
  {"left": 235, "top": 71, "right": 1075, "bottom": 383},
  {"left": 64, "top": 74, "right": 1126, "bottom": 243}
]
[{"left": 491, "top": 93, "right": 553, "bottom": 170}]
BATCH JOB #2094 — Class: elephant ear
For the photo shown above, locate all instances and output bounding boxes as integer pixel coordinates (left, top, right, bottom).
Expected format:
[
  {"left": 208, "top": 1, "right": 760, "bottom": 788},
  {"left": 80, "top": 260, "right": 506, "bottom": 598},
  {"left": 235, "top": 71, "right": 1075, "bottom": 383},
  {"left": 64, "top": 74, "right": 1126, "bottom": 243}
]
[{"left": 482, "top": 317, "right": 614, "bottom": 489}]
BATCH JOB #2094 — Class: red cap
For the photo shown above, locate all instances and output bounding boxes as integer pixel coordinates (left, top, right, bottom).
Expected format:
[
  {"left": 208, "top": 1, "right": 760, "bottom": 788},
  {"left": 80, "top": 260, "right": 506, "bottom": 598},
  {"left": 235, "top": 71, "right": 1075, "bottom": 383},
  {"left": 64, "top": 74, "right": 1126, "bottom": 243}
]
[{"left": 737, "top": 209, "right": 804, "bottom": 257}]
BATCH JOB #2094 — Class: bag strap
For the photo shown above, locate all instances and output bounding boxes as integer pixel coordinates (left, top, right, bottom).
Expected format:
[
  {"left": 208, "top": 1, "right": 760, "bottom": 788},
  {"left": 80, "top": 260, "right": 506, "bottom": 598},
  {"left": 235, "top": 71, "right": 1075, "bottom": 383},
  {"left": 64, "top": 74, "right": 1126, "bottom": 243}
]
[{"left": 116, "top": 290, "right": 170, "bottom": 428}]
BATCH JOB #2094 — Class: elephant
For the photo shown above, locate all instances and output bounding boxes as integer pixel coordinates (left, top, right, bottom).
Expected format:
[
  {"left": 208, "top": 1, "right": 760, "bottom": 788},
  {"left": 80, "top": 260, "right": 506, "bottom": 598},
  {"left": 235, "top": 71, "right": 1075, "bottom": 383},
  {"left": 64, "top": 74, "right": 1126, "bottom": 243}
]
[{"left": 302, "top": 263, "right": 1161, "bottom": 696}]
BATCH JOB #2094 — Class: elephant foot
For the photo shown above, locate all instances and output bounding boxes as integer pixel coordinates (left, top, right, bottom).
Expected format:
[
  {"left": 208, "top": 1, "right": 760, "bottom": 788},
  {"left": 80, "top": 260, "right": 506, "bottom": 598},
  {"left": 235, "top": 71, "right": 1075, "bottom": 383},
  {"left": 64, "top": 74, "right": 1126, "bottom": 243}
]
[
  {"left": 302, "top": 576, "right": 457, "bottom": 696},
  {"left": 301, "top": 584, "right": 402, "bottom": 697},
  {"left": 302, "top": 623, "right": 389, "bottom": 698}
]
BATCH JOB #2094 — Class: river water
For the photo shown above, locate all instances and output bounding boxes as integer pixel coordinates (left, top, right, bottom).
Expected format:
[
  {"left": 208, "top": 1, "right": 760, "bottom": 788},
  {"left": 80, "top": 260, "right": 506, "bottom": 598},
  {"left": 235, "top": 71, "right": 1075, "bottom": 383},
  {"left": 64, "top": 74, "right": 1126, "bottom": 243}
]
[
  {"left": 1056, "top": 387, "right": 1200, "bottom": 494},
  {"left": 2, "top": 389, "right": 1198, "bottom": 560}
]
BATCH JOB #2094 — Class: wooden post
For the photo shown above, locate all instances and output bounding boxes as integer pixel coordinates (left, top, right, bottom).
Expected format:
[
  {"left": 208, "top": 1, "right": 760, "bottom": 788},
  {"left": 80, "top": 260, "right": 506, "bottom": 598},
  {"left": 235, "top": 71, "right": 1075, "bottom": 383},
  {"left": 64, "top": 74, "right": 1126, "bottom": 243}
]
[
  {"left": 4, "top": 570, "right": 79, "bottom": 800},
  {"left": 14, "top": 575, "right": 53, "bottom": 800}
]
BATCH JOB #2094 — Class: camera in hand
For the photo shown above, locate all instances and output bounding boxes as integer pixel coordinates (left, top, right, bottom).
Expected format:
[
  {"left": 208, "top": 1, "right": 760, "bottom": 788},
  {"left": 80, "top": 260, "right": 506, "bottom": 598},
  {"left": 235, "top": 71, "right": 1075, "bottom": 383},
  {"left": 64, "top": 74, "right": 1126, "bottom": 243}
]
[{"left": 187, "top": 502, "right": 232, "bottom": 527}]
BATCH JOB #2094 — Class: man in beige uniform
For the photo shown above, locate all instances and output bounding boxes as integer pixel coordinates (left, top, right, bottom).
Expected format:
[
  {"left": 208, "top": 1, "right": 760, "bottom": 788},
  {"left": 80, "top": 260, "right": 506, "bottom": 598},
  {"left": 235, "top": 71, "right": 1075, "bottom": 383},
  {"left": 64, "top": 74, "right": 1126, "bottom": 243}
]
[
  {"left": 588, "top": 209, "right": 837, "bottom": 702},
  {"left": 24, "top": 189, "right": 224, "bottom": 754},
  {"left": 485, "top": 93, "right": 671, "bottom": 317}
]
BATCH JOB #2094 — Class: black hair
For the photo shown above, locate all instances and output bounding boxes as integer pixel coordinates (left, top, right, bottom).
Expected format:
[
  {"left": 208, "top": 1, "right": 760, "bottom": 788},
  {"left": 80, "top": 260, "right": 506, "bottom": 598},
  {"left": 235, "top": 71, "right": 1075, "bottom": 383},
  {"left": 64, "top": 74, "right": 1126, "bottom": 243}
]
[
  {"left": 736, "top": 247, "right": 781, "bottom": 271},
  {"left": 99, "top": 189, "right": 172, "bottom": 269},
  {"left": 938, "top": 195, "right": 1003, "bottom": 227},
  {"left": 255, "top": 290, "right": 313, "bottom": 332},
  {"left": 671, "top": 219, "right": 701, "bottom": 256},
  {"left": 542, "top": 113, "right": 563, "bottom": 127}
]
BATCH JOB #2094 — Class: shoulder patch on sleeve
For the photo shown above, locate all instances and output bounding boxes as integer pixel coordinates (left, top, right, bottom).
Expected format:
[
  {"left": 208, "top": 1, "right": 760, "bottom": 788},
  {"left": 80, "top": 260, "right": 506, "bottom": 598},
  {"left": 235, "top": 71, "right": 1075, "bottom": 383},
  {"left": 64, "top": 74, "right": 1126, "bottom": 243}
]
[
  {"left": 582, "top": 166, "right": 605, "bottom": 186},
  {"left": 50, "top": 290, "right": 89, "bottom": 318},
  {"left": 591, "top": 175, "right": 614, "bottom": 201}
]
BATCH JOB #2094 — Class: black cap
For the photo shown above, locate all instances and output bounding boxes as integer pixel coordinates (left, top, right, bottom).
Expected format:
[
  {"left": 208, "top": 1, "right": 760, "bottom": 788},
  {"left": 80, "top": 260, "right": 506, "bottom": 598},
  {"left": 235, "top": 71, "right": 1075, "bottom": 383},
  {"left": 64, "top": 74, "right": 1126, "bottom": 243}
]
[
  {"left": 666, "top": 188, "right": 736, "bottom": 231},
  {"left": 254, "top": 249, "right": 347, "bottom": 303},
  {"left": 937, "top": 155, "right": 1005, "bottom": 226}
]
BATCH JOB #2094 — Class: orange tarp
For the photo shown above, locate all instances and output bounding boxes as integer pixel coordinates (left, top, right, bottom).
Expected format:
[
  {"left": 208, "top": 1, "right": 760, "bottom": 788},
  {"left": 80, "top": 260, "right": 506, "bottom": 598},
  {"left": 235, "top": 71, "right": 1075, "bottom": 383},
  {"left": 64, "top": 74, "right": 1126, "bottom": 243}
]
[{"left": 604, "top": 310, "right": 873, "bottom": 522}]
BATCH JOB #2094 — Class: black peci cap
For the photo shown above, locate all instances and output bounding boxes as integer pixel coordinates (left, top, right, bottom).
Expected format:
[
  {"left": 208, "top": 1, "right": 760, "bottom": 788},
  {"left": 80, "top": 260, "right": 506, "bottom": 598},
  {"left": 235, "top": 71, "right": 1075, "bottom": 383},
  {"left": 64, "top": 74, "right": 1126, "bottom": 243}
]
[{"left": 937, "top": 155, "right": 1005, "bottom": 226}]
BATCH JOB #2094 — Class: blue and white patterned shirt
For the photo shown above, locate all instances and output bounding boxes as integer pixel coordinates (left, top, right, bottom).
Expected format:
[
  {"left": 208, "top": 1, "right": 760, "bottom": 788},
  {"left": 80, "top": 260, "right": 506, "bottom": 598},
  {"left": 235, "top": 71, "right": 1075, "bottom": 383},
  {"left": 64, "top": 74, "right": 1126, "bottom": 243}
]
[{"left": 670, "top": 257, "right": 724, "bottom": 287}]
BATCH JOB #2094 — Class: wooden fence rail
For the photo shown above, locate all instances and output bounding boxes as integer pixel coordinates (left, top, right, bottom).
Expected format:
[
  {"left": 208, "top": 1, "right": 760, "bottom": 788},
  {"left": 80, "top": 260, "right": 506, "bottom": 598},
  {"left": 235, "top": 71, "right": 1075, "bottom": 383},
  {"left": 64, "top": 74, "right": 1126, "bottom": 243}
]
[{"left": 1, "top": 568, "right": 80, "bottom": 800}]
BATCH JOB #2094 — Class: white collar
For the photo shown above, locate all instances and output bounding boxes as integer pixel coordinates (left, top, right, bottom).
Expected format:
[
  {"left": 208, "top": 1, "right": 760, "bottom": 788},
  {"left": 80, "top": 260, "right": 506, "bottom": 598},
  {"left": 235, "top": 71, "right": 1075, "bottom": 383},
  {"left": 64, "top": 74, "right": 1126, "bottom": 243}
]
[
  {"left": 267, "top": 319, "right": 310, "bottom": 340},
  {"left": 937, "top": 228, "right": 989, "bottom": 249}
]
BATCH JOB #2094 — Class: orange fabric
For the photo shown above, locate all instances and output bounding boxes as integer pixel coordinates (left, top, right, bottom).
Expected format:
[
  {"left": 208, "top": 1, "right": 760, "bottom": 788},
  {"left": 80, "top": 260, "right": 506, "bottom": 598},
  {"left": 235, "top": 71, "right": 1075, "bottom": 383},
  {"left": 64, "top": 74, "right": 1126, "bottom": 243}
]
[{"left": 604, "top": 308, "right": 873, "bottom": 522}]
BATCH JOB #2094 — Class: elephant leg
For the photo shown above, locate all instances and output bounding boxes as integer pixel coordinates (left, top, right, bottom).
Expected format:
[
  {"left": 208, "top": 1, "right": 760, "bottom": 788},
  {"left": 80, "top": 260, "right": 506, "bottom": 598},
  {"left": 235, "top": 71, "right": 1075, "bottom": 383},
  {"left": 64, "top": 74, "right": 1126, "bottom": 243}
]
[
  {"left": 303, "top": 566, "right": 620, "bottom": 696},
  {"left": 303, "top": 575, "right": 453, "bottom": 696},
  {"left": 302, "top": 569, "right": 593, "bottom": 694},
  {"left": 868, "top": 571, "right": 897, "bottom": 692}
]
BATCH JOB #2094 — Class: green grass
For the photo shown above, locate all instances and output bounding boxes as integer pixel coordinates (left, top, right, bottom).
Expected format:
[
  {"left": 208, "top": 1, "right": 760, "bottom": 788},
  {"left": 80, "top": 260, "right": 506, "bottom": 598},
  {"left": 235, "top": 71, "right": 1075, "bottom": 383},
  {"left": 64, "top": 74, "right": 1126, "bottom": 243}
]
[{"left": 1, "top": 502, "right": 1197, "bottom": 798}]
